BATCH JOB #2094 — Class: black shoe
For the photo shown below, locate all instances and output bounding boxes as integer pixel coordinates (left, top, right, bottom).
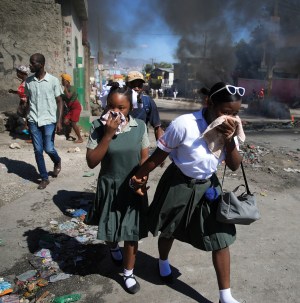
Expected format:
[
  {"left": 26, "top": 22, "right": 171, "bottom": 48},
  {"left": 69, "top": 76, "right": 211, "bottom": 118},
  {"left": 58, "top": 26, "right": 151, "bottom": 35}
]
[
  {"left": 158, "top": 262, "right": 173, "bottom": 284},
  {"left": 53, "top": 161, "right": 61, "bottom": 177},
  {"left": 109, "top": 247, "right": 123, "bottom": 267},
  {"left": 124, "top": 274, "right": 140, "bottom": 294},
  {"left": 38, "top": 179, "right": 50, "bottom": 190}
]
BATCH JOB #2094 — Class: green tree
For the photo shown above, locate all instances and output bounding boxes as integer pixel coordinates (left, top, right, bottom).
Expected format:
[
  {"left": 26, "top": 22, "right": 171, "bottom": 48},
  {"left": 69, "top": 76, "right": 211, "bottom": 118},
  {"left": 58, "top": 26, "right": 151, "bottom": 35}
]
[
  {"left": 155, "top": 62, "right": 173, "bottom": 68},
  {"left": 144, "top": 64, "right": 153, "bottom": 74}
]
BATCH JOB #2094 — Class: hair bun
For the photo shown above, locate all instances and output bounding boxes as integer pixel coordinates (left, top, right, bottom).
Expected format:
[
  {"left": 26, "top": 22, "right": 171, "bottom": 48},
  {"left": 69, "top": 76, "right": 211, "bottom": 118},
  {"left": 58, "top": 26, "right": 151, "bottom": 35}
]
[
  {"left": 109, "top": 82, "right": 120, "bottom": 92},
  {"left": 200, "top": 87, "right": 210, "bottom": 95}
]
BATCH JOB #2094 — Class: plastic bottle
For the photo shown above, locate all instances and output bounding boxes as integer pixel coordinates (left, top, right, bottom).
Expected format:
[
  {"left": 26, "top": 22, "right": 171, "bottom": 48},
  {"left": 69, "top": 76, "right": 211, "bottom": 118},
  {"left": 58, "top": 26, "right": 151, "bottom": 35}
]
[{"left": 52, "top": 294, "right": 81, "bottom": 303}]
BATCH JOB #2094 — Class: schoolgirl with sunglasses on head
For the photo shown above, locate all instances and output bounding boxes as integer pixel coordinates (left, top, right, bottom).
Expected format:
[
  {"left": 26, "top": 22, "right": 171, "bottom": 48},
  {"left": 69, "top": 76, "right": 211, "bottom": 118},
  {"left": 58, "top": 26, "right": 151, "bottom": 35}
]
[{"left": 130, "top": 82, "right": 246, "bottom": 303}]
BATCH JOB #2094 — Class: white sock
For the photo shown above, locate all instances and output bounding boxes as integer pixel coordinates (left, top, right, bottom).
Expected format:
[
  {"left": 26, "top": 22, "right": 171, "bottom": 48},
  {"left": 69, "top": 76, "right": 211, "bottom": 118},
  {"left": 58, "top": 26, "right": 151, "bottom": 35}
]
[
  {"left": 110, "top": 244, "right": 122, "bottom": 261},
  {"left": 219, "top": 288, "right": 240, "bottom": 303},
  {"left": 159, "top": 258, "right": 171, "bottom": 277},
  {"left": 123, "top": 268, "right": 136, "bottom": 288}
]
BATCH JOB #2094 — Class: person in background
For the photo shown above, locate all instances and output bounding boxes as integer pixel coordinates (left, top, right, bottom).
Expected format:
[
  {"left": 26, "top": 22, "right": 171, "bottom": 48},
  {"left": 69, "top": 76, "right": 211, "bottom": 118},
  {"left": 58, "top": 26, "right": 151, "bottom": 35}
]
[
  {"left": 98, "top": 79, "right": 113, "bottom": 110},
  {"left": 258, "top": 88, "right": 264, "bottom": 100},
  {"left": 25, "top": 53, "right": 63, "bottom": 190},
  {"left": 173, "top": 87, "right": 178, "bottom": 100},
  {"left": 85, "top": 83, "right": 150, "bottom": 294},
  {"left": 61, "top": 73, "right": 83, "bottom": 143},
  {"left": 126, "top": 71, "right": 164, "bottom": 142},
  {"left": 130, "top": 82, "right": 246, "bottom": 303},
  {"left": 8, "top": 65, "right": 31, "bottom": 136}
]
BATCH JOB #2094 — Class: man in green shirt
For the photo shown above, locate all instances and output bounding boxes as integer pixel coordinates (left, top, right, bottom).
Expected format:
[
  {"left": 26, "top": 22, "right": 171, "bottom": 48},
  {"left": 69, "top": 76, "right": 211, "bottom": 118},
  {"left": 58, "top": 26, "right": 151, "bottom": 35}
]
[{"left": 25, "top": 53, "right": 63, "bottom": 189}]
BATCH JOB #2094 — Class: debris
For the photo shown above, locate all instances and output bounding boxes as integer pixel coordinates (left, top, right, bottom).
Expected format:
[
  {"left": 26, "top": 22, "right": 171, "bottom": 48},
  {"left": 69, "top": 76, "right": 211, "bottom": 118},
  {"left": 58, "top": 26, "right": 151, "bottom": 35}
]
[
  {"left": 9, "top": 143, "right": 21, "bottom": 149},
  {"left": 34, "top": 248, "right": 52, "bottom": 258},
  {"left": 49, "top": 273, "right": 72, "bottom": 283},
  {"left": 70, "top": 209, "right": 87, "bottom": 218},
  {"left": 16, "top": 270, "right": 37, "bottom": 282},
  {"left": 0, "top": 294, "right": 20, "bottom": 302},
  {"left": 283, "top": 168, "right": 300, "bottom": 173},
  {"left": 0, "top": 281, "right": 12, "bottom": 297},
  {"left": 67, "top": 147, "right": 80, "bottom": 153},
  {"left": 35, "top": 291, "right": 55, "bottom": 303},
  {"left": 82, "top": 171, "right": 94, "bottom": 177},
  {"left": 268, "top": 167, "right": 277, "bottom": 173},
  {"left": 52, "top": 294, "right": 81, "bottom": 303}
]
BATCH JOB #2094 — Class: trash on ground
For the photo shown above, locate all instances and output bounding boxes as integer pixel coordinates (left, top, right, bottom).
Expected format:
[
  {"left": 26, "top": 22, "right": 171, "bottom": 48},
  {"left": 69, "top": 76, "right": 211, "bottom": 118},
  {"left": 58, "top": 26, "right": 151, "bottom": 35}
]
[
  {"left": 283, "top": 168, "right": 300, "bottom": 173},
  {"left": 9, "top": 143, "right": 21, "bottom": 149},
  {"left": 82, "top": 171, "right": 94, "bottom": 177},
  {"left": 52, "top": 293, "right": 81, "bottom": 303}
]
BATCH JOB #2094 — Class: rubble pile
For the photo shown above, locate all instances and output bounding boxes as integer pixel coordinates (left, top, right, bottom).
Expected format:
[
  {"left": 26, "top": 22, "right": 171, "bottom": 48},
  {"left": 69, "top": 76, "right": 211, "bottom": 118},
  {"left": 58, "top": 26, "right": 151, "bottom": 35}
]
[
  {"left": 0, "top": 198, "right": 100, "bottom": 303},
  {"left": 241, "top": 144, "right": 270, "bottom": 165}
]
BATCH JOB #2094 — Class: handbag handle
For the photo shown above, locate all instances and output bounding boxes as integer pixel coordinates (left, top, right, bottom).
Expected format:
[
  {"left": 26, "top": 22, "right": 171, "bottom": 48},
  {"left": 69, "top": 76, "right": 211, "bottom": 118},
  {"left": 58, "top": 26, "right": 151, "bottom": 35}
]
[{"left": 222, "top": 162, "right": 251, "bottom": 195}]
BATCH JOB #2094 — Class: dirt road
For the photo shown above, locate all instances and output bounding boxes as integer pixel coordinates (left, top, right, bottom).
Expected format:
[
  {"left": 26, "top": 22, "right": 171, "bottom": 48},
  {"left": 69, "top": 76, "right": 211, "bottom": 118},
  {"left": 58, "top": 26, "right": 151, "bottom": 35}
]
[{"left": 0, "top": 99, "right": 299, "bottom": 303}]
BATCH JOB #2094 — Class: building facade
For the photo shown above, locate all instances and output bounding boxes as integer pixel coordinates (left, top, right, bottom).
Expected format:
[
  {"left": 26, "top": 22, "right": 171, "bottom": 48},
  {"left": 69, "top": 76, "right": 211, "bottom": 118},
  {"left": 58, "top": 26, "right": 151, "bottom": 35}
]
[{"left": 0, "top": 0, "right": 90, "bottom": 117}]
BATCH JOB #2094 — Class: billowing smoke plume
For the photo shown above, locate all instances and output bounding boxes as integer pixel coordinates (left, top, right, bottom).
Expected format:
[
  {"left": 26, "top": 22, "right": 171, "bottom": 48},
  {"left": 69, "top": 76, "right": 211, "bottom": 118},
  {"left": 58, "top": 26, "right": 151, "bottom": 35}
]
[
  {"left": 155, "top": 0, "right": 275, "bottom": 85},
  {"left": 88, "top": 0, "right": 300, "bottom": 86}
]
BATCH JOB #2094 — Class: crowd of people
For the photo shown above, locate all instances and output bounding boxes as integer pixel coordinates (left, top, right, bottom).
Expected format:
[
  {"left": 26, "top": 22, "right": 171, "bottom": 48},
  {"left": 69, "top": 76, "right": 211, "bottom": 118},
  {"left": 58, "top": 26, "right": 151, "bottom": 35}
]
[{"left": 8, "top": 53, "right": 248, "bottom": 302}]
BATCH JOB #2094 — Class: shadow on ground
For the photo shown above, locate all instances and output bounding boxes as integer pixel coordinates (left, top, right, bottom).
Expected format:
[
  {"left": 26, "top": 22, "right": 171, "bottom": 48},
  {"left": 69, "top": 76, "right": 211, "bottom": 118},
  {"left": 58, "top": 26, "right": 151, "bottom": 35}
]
[
  {"left": 33, "top": 189, "right": 214, "bottom": 302},
  {"left": 0, "top": 157, "right": 40, "bottom": 184}
]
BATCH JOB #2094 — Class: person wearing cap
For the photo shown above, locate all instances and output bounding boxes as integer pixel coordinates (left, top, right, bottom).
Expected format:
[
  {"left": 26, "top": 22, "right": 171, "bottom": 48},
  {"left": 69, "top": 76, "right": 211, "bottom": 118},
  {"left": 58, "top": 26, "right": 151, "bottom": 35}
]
[
  {"left": 8, "top": 65, "right": 31, "bottom": 134},
  {"left": 126, "top": 71, "right": 164, "bottom": 142},
  {"left": 61, "top": 73, "right": 83, "bottom": 143},
  {"left": 25, "top": 53, "right": 63, "bottom": 190}
]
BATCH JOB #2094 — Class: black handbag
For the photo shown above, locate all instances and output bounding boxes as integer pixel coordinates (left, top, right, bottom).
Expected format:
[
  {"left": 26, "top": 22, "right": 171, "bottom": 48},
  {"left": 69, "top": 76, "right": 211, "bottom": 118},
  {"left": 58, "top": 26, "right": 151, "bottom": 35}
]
[{"left": 216, "top": 162, "right": 261, "bottom": 225}]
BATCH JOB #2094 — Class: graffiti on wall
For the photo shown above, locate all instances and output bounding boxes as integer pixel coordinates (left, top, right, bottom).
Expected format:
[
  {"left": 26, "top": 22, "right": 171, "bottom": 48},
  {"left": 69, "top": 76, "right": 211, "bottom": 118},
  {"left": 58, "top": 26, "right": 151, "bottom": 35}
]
[
  {"left": 0, "top": 33, "right": 30, "bottom": 76},
  {"left": 63, "top": 18, "right": 72, "bottom": 68}
]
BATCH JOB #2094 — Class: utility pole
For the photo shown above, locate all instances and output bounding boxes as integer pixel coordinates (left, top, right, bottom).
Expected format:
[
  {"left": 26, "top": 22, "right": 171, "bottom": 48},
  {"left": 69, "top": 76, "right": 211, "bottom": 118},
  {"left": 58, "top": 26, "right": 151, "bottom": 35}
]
[
  {"left": 97, "top": 19, "right": 104, "bottom": 91},
  {"left": 267, "top": 0, "right": 280, "bottom": 97},
  {"left": 109, "top": 50, "right": 121, "bottom": 72},
  {"left": 203, "top": 32, "right": 207, "bottom": 58},
  {"left": 150, "top": 58, "right": 155, "bottom": 69}
]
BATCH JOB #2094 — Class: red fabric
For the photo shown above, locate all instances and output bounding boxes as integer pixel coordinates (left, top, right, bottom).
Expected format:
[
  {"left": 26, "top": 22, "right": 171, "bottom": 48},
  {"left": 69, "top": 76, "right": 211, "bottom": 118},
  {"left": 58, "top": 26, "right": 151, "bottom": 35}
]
[
  {"left": 65, "top": 100, "right": 82, "bottom": 122},
  {"left": 258, "top": 90, "right": 264, "bottom": 98},
  {"left": 17, "top": 81, "right": 27, "bottom": 101}
]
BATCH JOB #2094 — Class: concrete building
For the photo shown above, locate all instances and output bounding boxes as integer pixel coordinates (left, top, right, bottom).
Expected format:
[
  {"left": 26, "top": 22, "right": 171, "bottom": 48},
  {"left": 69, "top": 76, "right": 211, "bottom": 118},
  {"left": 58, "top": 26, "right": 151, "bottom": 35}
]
[
  {"left": 0, "top": 0, "right": 91, "bottom": 129},
  {"left": 0, "top": 0, "right": 63, "bottom": 94}
]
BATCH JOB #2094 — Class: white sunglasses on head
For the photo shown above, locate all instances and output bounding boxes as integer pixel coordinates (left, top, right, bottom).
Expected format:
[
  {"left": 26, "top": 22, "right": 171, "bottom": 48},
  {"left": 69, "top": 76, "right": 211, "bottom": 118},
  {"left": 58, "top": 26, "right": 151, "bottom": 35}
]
[{"left": 210, "top": 85, "right": 245, "bottom": 99}]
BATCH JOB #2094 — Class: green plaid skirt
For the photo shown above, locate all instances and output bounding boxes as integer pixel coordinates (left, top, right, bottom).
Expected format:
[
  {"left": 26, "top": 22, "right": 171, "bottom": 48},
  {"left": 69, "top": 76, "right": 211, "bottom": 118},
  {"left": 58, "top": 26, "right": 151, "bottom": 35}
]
[{"left": 148, "top": 162, "right": 236, "bottom": 251}]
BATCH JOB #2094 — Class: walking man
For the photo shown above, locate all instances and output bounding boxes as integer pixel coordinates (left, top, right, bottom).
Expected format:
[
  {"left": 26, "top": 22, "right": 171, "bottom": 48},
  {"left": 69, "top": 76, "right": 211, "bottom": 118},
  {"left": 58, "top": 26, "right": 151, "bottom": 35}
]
[
  {"left": 25, "top": 53, "right": 63, "bottom": 189},
  {"left": 126, "top": 71, "right": 164, "bottom": 141}
]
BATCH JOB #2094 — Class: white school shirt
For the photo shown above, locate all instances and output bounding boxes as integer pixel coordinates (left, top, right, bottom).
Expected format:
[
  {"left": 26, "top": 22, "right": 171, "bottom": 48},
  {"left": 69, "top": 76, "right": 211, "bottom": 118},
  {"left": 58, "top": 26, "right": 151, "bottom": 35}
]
[{"left": 157, "top": 109, "right": 225, "bottom": 179}]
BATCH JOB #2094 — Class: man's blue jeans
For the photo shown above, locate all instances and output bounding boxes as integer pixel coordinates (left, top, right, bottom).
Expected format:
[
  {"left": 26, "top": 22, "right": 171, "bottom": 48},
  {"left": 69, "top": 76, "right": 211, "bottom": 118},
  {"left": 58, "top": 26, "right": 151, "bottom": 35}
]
[{"left": 28, "top": 122, "right": 61, "bottom": 180}]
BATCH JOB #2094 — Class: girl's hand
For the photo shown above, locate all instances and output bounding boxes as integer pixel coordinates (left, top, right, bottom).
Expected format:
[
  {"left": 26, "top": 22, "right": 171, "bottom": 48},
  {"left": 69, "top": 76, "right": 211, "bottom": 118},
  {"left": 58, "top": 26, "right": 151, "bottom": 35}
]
[
  {"left": 104, "top": 112, "right": 121, "bottom": 138},
  {"left": 129, "top": 175, "right": 149, "bottom": 196},
  {"left": 216, "top": 118, "right": 237, "bottom": 142}
]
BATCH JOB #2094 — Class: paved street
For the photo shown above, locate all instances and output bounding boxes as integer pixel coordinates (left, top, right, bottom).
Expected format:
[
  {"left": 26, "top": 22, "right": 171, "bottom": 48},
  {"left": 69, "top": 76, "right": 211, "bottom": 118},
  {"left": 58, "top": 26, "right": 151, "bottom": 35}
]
[{"left": 0, "top": 99, "right": 299, "bottom": 302}]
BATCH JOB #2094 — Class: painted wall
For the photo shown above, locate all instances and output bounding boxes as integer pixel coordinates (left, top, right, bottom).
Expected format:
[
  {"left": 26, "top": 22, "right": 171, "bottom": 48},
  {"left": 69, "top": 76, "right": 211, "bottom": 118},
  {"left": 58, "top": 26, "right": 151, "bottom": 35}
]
[{"left": 61, "top": 1, "right": 85, "bottom": 80}]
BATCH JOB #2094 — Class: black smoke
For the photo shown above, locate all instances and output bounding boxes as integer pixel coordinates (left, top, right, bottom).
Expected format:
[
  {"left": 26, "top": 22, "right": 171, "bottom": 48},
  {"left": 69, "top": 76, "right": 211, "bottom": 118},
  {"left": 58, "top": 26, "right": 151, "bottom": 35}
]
[{"left": 88, "top": 0, "right": 300, "bottom": 84}]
